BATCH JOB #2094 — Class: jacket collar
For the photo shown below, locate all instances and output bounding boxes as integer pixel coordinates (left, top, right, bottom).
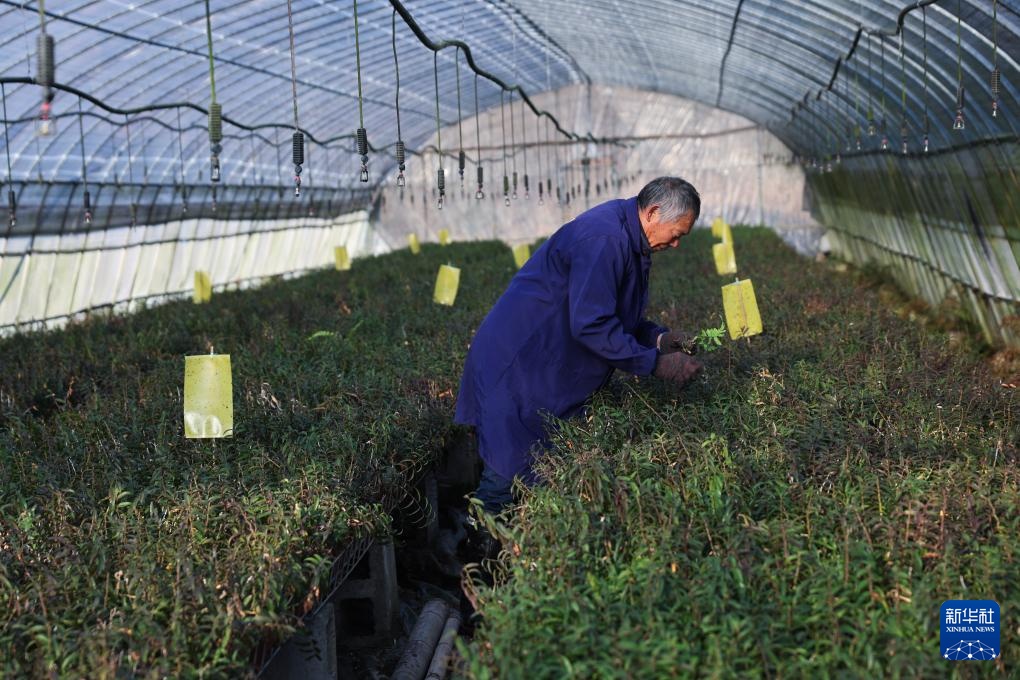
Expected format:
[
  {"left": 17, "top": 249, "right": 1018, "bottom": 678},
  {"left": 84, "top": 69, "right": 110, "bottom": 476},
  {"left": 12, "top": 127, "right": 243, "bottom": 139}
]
[{"left": 623, "top": 197, "right": 651, "bottom": 257}]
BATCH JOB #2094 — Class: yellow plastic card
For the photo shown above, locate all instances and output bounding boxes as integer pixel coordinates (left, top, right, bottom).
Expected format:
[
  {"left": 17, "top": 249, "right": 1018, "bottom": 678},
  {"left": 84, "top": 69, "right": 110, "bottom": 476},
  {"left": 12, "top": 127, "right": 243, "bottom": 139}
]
[
  {"left": 184, "top": 354, "right": 233, "bottom": 438},
  {"left": 712, "top": 241, "right": 737, "bottom": 275},
  {"left": 193, "top": 271, "right": 212, "bottom": 304},
  {"left": 512, "top": 244, "right": 530, "bottom": 269},
  {"left": 711, "top": 217, "right": 725, "bottom": 238},
  {"left": 408, "top": 233, "right": 421, "bottom": 254},
  {"left": 438, "top": 229, "right": 450, "bottom": 246},
  {"left": 433, "top": 264, "right": 460, "bottom": 306},
  {"left": 722, "top": 279, "right": 763, "bottom": 340},
  {"left": 334, "top": 246, "right": 351, "bottom": 271}
]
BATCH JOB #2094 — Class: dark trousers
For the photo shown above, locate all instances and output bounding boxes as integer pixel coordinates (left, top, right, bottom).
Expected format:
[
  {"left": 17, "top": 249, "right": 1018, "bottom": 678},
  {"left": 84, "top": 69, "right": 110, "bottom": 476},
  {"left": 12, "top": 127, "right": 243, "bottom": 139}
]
[{"left": 475, "top": 460, "right": 515, "bottom": 514}]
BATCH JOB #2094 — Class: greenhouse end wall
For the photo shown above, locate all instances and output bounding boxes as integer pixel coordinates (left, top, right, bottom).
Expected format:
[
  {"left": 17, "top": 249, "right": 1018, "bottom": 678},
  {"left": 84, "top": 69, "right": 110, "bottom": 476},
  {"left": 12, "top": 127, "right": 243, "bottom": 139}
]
[{"left": 808, "top": 143, "right": 1020, "bottom": 347}]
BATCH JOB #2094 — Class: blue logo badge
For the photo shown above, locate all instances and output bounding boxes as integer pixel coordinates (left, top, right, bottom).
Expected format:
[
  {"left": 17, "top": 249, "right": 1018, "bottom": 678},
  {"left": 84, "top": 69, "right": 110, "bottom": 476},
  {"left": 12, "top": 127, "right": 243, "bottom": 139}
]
[{"left": 940, "top": 600, "right": 1000, "bottom": 661}]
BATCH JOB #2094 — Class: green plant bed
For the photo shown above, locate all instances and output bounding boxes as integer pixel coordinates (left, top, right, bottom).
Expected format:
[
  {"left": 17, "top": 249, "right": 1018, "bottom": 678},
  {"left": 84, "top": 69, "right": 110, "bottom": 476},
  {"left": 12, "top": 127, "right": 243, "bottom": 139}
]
[
  {"left": 0, "top": 240, "right": 516, "bottom": 678},
  {"left": 464, "top": 227, "right": 1018, "bottom": 678}
]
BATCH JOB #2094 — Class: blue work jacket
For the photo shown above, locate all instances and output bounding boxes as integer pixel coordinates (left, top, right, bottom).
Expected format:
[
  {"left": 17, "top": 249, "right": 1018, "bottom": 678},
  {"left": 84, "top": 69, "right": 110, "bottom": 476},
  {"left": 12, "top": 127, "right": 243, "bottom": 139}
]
[{"left": 454, "top": 197, "right": 668, "bottom": 483}]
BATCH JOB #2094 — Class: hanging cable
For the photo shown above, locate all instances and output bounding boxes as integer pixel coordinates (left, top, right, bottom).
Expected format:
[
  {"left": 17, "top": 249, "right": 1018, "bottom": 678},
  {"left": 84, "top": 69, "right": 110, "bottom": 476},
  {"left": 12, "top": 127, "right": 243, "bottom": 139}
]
[
  {"left": 953, "top": 0, "right": 965, "bottom": 130},
  {"left": 551, "top": 117, "right": 560, "bottom": 203},
  {"left": 124, "top": 113, "right": 139, "bottom": 224},
  {"left": 520, "top": 93, "right": 529, "bottom": 199},
  {"left": 285, "top": 0, "right": 304, "bottom": 196},
  {"left": 867, "top": 33, "right": 876, "bottom": 137},
  {"left": 455, "top": 47, "right": 465, "bottom": 188},
  {"left": 77, "top": 96, "right": 92, "bottom": 224},
  {"left": 880, "top": 37, "right": 889, "bottom": 149},
  {"left": 922, "top": 7, "right": 930, "bottom": 151},
  {"left": 175, "top": 107, "right": 189, "bottom": 214},
  {"left": 392, "top": 10, "right": 406, "bottom": 188},
  {"left": 35, "top": 0, "right": 55, "bottom": 136},
  {"left": 2, "top": 83, "right": 15, "bottom": 227},
  {"left": 433, "top": 51, "right": 444, "bottom": 209},
  {"left": 203, "top": 0, "right": 222, "bottom": 185},
  {"left": 509, "top": 92, "right": 518, "bottom": 199},
  {"left": 500, "top": 90, "right": 509, "bottom": 206},
  {"left": 473, "top": 72, "right": 483, "bottom": 199},
  {"left": 899, "top": 30, "right": 908, "bottom": 154},
  {"left": 991, "top": 0, "right": 1000, "bottom": 118},
  {"left": 536, "top": 113, "right": 544, "bottom": 205},
  {"left": 353, "top": 0, "right": 369, "bottom": 181}
]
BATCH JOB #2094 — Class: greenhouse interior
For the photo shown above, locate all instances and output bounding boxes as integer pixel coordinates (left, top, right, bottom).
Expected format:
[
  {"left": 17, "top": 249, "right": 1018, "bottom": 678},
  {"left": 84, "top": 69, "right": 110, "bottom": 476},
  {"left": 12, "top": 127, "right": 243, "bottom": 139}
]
[{"left": 1, "top": 0, "right": 1018, "bottom": 677}]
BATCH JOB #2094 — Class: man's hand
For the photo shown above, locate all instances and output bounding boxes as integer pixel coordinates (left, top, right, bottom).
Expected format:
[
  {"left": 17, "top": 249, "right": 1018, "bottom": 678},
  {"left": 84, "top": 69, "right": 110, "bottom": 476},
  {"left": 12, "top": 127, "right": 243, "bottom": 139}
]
[
  {"left": 657, "top": 330, "right": 697, "bottom": 355},
  {"left": 652, "top": 352, "right": 703, "bottom": 387}
]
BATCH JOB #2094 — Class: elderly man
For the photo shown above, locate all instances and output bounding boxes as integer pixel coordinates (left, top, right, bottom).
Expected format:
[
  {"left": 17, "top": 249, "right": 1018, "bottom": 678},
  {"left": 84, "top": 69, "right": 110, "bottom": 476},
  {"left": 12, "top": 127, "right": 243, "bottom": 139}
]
[{"left": 455, "top": 176, "right": 704, "bottom": 514}]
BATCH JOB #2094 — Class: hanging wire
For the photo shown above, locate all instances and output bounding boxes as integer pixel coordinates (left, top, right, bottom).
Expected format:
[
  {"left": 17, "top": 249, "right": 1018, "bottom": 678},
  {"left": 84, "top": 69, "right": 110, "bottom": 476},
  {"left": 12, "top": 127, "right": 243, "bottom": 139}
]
[
  {"left": 124, "top": 113, "right": 139, "bottom": 225},
  {"left": 433, "top": 51, "right": 444, "bottom": 209},
  {"left": 473, "top": 72, "right": 483, "bottom": 199},
  {"left": 392, "top": 9, "right": 406, "bottom": 187},
  {"left": 285, "top": 0, "right": 304, "bottom": 196},
  {"left": 880, "top": 37, "right": 889, "bottom": 149},
  {"left": 991, "top": 0, "right": 1001, "bottom": 118},
  {"left": 500, "top": 90, "right": 510, "bottom": 206},
  {"left": 35, "top": 0, "right": 55, "bottom": 136},
  {"left": 509, "top": 91, "right": 518, "bottom": 199},
  {"left": 867, "top": 33, "right": 876, "bottom": 136},
  {"left": 203, "top": 0, "right": 222, "bottom": 185},
  {"left": 899, "top": 30, "right": 908, "bottom": 154},
  {"left": 176, "top": 107, "right": 190, "bottom": 216},
  {"left": 543, "top": 12, "right": 552, "bottom": 203},
  {"left": 455, "top": 47, "right": 465, "bottom": 187},
  {"left": 77, "top": 96, "right": 92, "bottom": 224},
  {"left": 551, "top": 117, "right": 560, "bottom": 203},
  {"left": 922, "top": 7, "right": 930, "bottom": 150},
  {"left": 520, "top": 92, "right": 529, "bottom": 198},
  {"left": 536, "top": 111, "right": 544, "bottom": 205},
  {"left": 953, "top": 0, "right": 966, "bottom": 130},
  {"left": 2, "top": 83, "right": 15, "bottom": 227},
  {"left": 353, "top": 0, "right": 369, "bottom": 181}
]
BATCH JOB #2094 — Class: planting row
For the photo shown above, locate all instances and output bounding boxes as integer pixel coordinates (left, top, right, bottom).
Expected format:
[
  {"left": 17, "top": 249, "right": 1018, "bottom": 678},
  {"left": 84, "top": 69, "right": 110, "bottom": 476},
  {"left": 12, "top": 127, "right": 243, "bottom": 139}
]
[
  {"left": 464, "top": 228, "right": 1019, "bottom": 677},
  {"left": 0, "top": 240, "right": 515, "bottom": 677}
]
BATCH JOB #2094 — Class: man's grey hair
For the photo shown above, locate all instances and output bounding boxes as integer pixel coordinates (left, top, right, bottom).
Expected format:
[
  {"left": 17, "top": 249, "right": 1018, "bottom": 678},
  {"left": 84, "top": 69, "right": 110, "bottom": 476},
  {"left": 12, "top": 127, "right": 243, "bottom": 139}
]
[{"left": 637, "top": 177, "right": 701, "bottom": 223}]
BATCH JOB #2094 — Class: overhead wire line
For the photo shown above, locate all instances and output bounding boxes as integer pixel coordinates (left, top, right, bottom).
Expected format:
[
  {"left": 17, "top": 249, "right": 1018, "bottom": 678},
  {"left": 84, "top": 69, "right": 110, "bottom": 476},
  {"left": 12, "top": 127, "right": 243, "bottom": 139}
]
[
  {"left": 953, "top": 0, "right": 966, "bottom": 129},
  {"left": 392, "top": 9, "right": 405, "bottom": 187},
  {"left": 473, "top": 72, "right": 483, "bottom": 199},
  {"left": 2, "top": 83, "right": 15, "bottom": 226},
  {"left": 922, "top": 7, "right": 930, "bottom": 150},
  {"left": 285, "top": 0, "right": 304, "bottom": 195},
  {"left": 175, "top": 106, "right": 188, "bottom": 213},
  {"left": 203, "top": 0, "right": 222, "bottom": 185},
  {"left": 500, "top": 90, "right": 509, "bottom": 206},
  {"left": 899, "top": 27, "right": 908, "bottom": 153},
  {"left": 991, "top": 0, "right": 1000, "bottom": 117},
  {"left": 455, "top": 46, "right": 465, "bottom": 189},
  {"left": 353, "top": 0, "right": 369, "bottom": 181},
  {"left": 433, "top": 51, "right": 445, "bottom": 209},
  {"left": 76, "top": 96, "right": 91, "bottom": 224}
]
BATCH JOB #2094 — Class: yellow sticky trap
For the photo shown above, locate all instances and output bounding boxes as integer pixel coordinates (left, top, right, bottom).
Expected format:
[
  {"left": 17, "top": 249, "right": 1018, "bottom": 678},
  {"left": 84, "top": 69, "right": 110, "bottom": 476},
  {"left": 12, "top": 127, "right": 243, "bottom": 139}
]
[
  {"left": 334, "top": 246, "right": 351, "bottom": 271},
  {"left": 722, "top": 279, "right": 763, "bottom": 340},
  {"left": 438, "top": 229, "right": 450, "bottom": 246},
  {"left": 433, "top": 264, "right": 460, "bottom": 306},
  {"left": 711, "top": 217, "right": 732, "bottom": 244},
  {"left": 408, "top": 233, "right": 421, "bottom": 254},
  {"left": 184, "top": 354, "right": 233, "bottom": 438},
  {"left": 711, "top": 217, "right": 725, "bottom": 238},
  {"left": 712, "top": 241, "right": 737, "bottom": 275},
  {"left": 512, "top": 244, "right": 530, "bottom": 269},
  {"left": 193, "top": 271, "right": 212, "bottom": 304}
]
